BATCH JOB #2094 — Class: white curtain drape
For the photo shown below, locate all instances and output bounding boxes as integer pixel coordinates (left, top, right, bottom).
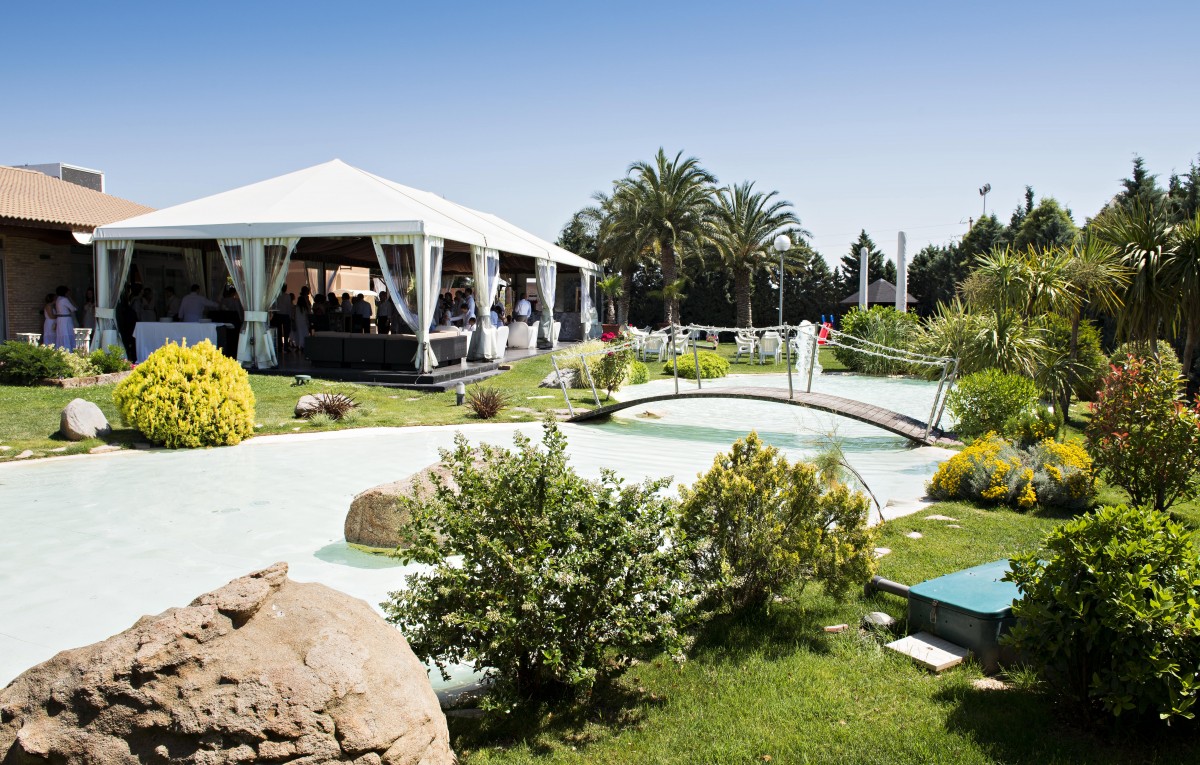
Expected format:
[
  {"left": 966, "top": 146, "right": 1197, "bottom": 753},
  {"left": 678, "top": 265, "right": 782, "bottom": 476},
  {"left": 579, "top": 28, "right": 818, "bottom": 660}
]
[
  {"left": 414, "top": 236, "right": 444, "bottom": 371},
  {"left": 535, "top": 258, "right": 557, "bottom": 348},
  {"left": 94, "top": 240, "right": 135, "bottom": 352},
  {"left": 371, "top": 235, "right": 421, "bottom": 332},
  {"left": 580, "top": 271, "right": 601, "bottom": 340},
  {"left": 182, "top": 248, "right": 206, "bottom": 295},
  {"left": 217, "top": 237, "right": 298, "bottom": 368},
  {"left": 94, "top": 239, "right": 134, "bottom": 351},
  {"left": 468, "top": 245, "right": 501, "bottom": 360}
]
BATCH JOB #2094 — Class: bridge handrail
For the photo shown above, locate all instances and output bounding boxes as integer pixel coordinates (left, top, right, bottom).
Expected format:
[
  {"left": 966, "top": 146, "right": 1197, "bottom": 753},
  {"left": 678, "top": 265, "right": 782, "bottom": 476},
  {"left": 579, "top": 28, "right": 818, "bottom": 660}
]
[{"left": 822, "top": 326, "right": 953, "bottom": 365}]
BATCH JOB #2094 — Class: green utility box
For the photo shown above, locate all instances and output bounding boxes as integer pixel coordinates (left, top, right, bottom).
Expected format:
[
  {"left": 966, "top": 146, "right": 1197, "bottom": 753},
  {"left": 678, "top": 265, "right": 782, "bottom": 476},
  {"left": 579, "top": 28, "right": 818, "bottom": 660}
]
[{"left": 907, "top": 559, "right": 1020, "bottom": 672}]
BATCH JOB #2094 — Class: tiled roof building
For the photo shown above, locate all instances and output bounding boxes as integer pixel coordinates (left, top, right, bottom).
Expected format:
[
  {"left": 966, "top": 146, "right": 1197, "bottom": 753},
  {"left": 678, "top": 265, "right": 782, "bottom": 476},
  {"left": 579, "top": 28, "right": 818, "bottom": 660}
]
[{"left": 0, "top": 166, "right": 154, "bottom": 339}]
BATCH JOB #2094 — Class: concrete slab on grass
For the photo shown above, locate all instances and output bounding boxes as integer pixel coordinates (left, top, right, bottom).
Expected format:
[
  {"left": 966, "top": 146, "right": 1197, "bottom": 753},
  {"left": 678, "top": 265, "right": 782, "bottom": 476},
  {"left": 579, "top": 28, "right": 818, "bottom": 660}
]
[{"left": 886, "top": 631, "right": 969, "bottom": 672}]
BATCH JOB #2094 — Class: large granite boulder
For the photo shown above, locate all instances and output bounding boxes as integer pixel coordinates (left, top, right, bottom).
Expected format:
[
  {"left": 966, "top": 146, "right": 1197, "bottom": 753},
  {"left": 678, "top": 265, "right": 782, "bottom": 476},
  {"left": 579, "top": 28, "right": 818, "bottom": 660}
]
[
  {"left": 345, "top": 458, "right": 482, "bottom": 550},
  {"left": 0, "top": 562, "right": 454, "bottom": 765},
  {"left": 59, "top": 398, "right": 111, "bottom": 441}
]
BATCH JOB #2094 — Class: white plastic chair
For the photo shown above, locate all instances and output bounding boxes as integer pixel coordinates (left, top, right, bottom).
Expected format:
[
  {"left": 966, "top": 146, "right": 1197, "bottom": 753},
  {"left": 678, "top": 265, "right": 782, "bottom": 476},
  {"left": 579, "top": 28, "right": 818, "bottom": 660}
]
[
  {"left": 642, "top": 331, "right": 669, "bottom": 361},
  {"left": 734, "top": 331, "right": 757, "bottom": 363},
  {"left": 758, "top": 331, "right": 782, "bottom": 365}
]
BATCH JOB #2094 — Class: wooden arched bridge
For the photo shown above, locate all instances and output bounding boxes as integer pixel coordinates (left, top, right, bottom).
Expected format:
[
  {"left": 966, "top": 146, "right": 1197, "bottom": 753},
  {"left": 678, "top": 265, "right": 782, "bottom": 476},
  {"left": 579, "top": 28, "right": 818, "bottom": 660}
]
[{"left": 567, "top": 386, "right": 959, "bottom": 447}]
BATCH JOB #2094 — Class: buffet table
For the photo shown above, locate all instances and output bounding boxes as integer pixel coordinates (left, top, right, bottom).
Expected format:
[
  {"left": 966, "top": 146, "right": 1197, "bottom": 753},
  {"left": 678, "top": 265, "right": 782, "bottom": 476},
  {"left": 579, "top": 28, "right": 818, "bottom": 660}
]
[{"left": 132, "top": 322, "right": 223, "bottom": 363}]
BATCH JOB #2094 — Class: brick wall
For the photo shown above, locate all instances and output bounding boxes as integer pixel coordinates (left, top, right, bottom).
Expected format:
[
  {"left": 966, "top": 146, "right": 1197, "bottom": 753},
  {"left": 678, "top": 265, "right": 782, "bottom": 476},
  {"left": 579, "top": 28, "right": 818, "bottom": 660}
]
[{"left": 1, "top": 232, "right": 94, "bottom": 340}]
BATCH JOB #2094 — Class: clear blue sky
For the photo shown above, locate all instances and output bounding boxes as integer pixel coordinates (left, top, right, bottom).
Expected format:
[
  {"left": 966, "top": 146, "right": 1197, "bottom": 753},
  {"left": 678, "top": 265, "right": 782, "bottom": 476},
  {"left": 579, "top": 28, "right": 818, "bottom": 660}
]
[{"left": 5, "top": 1, "right": 1198, "bottom": 265}]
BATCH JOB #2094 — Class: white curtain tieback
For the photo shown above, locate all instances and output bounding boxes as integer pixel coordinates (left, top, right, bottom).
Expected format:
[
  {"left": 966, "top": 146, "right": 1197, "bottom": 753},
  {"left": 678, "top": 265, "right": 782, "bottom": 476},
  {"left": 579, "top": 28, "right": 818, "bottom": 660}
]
[{"left": 244, "top": 311, "right": 270, "bottom": 322}]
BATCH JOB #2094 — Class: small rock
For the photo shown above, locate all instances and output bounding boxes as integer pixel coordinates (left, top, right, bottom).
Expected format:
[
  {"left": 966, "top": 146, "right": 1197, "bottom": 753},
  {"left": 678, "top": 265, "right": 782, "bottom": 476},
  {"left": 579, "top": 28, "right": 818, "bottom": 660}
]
[
  {"left": 924, "top": 514, "right": 958, "bottom": 521},
  {"left": 637, "top": 410, "right": 664, "bottom": 419},
  {"left": 905, "top": 531, "right": 923, "bottom": 539},
  {"left": 89, "top": 445, "right": 122, "bottom": 454},
  {"left": 862, "top": 611, "right": 897, "bottom": 631},
  {"left": 58, "top": 398, "right": 111, "bottom": 441},
  {"left": 49, "top": 447, "right": 68, "bottom": 453},
  {"left": 947, "top": 524, "right": 963, "bottom": 529},
  {"left": 823, "top": 624, "right": 849, "bottom": 633},
  {"left": 13, "top": 450, "right": 33, "bottom": 459},
  {"left": 873, "top": 547, "right": 891, "bottom": 558},
  {"left": 538, "top": 369, "right": 578, "bottom": 388},
  {"left": 972, "top": 677, "right": 1009, "bottom": 691},
  {"left": 0, "top": 445, "right": 10, "bottom": 451}
]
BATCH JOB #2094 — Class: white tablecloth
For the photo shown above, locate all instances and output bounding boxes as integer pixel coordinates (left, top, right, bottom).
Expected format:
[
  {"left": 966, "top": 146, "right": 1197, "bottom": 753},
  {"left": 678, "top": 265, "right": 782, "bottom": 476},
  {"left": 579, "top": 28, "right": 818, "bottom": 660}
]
[{"left": 132, "top": 322, "right": 222, "bottom": 363}]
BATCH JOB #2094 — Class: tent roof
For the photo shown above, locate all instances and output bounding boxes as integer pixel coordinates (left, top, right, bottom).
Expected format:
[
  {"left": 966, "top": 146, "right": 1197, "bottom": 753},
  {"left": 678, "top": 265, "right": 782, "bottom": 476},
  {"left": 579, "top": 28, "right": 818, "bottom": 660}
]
[
  {"left": 840, "top": 278, "right": 916, "bottom": 305},
  {"left": 93, "top": 159, "right": 598, "bottom": 272}
]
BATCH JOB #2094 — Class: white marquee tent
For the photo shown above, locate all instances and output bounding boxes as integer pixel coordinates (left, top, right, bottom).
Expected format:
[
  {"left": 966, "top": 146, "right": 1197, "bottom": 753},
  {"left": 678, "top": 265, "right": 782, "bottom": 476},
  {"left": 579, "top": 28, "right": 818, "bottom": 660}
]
[{"left": 92, "top": 160, "right": 601, "bottom": 370}]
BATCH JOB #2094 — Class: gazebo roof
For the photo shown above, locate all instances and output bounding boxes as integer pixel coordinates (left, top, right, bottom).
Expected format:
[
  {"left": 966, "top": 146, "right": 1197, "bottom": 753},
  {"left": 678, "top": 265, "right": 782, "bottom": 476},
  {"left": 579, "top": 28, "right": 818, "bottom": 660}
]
[
  {"left": 93, "top": 159, "right": 597, "bottom": 272},
  {"left": 840, "top": 278, "right": 916, "bottom": 305}
]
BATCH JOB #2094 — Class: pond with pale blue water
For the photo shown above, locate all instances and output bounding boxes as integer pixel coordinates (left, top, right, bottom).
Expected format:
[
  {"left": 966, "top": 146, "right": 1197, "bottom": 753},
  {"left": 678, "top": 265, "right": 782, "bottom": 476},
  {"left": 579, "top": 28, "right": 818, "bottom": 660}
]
[{"left": 0, "top": 371, "right": 953, "bottom": 690}]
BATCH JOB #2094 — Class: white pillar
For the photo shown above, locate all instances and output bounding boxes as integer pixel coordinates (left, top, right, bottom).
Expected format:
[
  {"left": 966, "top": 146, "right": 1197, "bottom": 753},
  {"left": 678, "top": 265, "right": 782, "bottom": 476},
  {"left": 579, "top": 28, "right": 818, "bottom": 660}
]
[
  {"left": 858, "top": 246, "right": 868, "bottom": 311},
  {"left": 895, "top": 231, "right": 907, "bottom": 313}
]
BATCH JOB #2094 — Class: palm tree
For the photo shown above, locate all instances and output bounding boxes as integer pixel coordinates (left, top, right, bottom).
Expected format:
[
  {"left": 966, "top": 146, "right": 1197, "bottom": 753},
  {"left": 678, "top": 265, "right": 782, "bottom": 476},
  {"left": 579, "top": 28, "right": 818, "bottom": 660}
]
[
  {"left": 589, "top": 191, "right": 651, "bottom": 326},
  {"left": 1169, "top": 213, "right": 1200, "bottom": 381},
  {"left": 711, "top": 182, "right": 804, "bottom": 327},
  {"left": 1057, "top": 235, "right": 1128, "bottom": 367},
  {"left": 1094, "top": 199, "right": 1178, "bottom": 347},
  {"left": 615, "top": 149, "right": 717, "bottom": 325}
]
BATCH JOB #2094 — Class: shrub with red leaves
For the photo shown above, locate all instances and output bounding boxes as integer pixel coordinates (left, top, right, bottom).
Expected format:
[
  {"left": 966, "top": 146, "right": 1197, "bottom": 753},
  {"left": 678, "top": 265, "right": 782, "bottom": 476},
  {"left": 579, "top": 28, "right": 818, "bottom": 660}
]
[{"left": 1085, "top": 358, "right": 1200, "bottom": 510}]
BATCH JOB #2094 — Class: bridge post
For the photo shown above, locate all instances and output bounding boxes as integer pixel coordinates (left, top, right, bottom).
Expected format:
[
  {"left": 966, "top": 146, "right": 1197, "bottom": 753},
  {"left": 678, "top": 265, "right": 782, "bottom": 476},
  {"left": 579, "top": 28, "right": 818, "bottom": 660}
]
[
  {"left": 550, "top": 354, "right": 574, "bottom": 417},
  {"left": 580, "top": 352, "right": 601, "bottom": 406},
  {"left": 785, "top": 324, "right": 794, "bottom": 399},
  {"left": 671, "top": 327, "right": 679, "bottom": 395},
  {"left": 932, "top": 358, "right": 958, "bottom": 433},
  {"left": 691, "top": 329, "right": 702, "bottom": 390},
  {"left": 925, "top": 359, "right": 951, "bottom": 442},
  {"left": 806, "top": 327, "right": 819, "bottom": 393}
]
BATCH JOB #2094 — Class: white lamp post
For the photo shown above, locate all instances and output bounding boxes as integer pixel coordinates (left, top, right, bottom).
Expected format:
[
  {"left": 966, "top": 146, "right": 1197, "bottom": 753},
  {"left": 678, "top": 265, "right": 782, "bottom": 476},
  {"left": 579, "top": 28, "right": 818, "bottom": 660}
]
[{"left": 773, "top": 234, "right": 790, "bottom": 326}]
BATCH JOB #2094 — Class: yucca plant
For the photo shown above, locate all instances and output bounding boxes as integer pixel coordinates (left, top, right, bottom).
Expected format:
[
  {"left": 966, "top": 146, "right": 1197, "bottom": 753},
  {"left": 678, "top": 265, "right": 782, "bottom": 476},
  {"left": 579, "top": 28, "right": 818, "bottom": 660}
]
[
  {"left": 299, "top": 392, "right": 359, "bottom": 420},
  {"left": 466, "top": 385, "right": 511, "bottom": 419}
]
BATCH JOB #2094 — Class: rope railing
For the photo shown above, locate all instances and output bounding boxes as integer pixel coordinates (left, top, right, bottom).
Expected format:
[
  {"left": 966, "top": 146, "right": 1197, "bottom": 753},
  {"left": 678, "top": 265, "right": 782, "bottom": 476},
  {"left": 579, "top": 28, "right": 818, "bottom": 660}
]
[{"left": 554, "top": 319, "right": 958, "bottom": 440}]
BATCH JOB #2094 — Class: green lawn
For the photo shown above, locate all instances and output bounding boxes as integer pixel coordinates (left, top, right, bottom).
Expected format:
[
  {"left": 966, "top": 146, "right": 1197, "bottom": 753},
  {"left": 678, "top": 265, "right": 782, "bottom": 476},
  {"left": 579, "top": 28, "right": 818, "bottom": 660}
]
[{"left": 451, "top": 504, "right": 1198, "bottom": 764}]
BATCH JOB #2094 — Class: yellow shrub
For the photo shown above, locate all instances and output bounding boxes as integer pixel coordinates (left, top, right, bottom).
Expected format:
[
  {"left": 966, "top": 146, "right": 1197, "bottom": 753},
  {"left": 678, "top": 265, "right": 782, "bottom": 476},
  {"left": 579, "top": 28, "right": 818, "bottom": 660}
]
[
  {"left": 113, "top": 339, "right": 255, "bottom": 448},
  {"left": 928, "top": 433, "right": 1095, "bottom": 511}
]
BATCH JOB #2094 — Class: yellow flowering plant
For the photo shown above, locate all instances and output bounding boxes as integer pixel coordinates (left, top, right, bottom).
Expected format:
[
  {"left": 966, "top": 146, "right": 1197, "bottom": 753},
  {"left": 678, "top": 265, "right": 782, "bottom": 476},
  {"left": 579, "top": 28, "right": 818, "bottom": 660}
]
[{"left": 929, "top": 433, "right": 1094, "bottom": 511}]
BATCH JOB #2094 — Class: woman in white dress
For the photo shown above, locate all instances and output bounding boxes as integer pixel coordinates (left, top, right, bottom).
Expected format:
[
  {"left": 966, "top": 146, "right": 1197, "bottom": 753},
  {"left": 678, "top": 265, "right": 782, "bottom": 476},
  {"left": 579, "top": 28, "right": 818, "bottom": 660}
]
[
  {"left": 41, "top": 293, "right": 56, "bottom": 345},
  {"left": 294, "top": 287, "right": 311, "bottom": 352},
  {"left": 53, "top": 286, "right": 78, "bottom": 350}
]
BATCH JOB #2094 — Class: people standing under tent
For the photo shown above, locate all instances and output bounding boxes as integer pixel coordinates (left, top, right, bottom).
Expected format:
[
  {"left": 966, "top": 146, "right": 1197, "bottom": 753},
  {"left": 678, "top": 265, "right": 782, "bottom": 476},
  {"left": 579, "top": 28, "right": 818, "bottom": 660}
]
[
  {"left": 117, "top": 288, "right": 138, "bottom": 358},
  {"left": 163, "top": 287, "right": 181, "bottom": 320},
  {"left": 138, "top": 287, "right": 157, "bottom": 322},
  {"left": 514, "top": 295, "right": 532, "bottom": 324},
  {"left": 294, "top": 287, "right": 312, "bottom": 352},
  {"left": 376, "top": 290, "right": 392, "bottom": 334},
  {"left": 41, "top": 294, "right": 56, "bottom": 345},
  {"left": 490, "top": 302, "right": 505, "bottom": 326},
  {"left": 179, "top": 284, "right": 219, "bottom": 323},
  {"left": 312, "top": 293, "right": 328, "bottom": 331},
  {"left": 270, "top": 285, "right": 291, "bottom": 354},
  {"left": 53, "top": 286, "right": 78, "bottom": 350},
  {"left": 464, "top": 287, "right": 476, "bottom": 320},
  {"left": 82, "top": 288, "right": 96, "bottom": 333},
  {"left": 352, "top": 294, "right": 372, "bottom": 333}
]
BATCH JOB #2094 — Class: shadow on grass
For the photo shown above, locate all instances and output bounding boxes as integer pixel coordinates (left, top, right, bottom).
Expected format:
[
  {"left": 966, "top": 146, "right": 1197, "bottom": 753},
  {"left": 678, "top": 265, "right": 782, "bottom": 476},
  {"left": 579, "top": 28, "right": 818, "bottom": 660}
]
[
  {"left": 688, "top": 594, "right": 843, "bottom": 665},
  {"left": 447, "top": 674, "right": 665, "bottom": 756},
  {"left": 935, "top": 683, "right": 1200, "bottom": 764}
]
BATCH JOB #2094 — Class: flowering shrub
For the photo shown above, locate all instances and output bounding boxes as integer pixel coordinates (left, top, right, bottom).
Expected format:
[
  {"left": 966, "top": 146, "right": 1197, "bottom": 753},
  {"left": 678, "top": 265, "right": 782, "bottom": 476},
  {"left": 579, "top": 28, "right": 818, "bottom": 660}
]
[
  {"left": 663, "top": 350, "right": 729, "bottom": 380},
  {"left": 383, "top": 422, "right": 695, "bottom": 705},
  {"left": 1108, "top": 340, "right": 1183, "bottom": 381},
  {"left": 677, "top": 432, "right": 875, "bottom": 611},
  {"left": 1085, "top": 358, "right": 1200, "bottom": 511},
  {"left": 592, "top": 331, "right": 636, "bottom": 398},
  {"left": 1007, "top": 505, "right": 1200, "bottom": 723},
  {"left": 600, "top": 331, "right": 618, "bottom": 342},
  {"left": 928, "top": 433, "right": 1094, "bottom": 511},
  {"left": 113, "top": 339, "right": 255, "bottom": 448}
]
